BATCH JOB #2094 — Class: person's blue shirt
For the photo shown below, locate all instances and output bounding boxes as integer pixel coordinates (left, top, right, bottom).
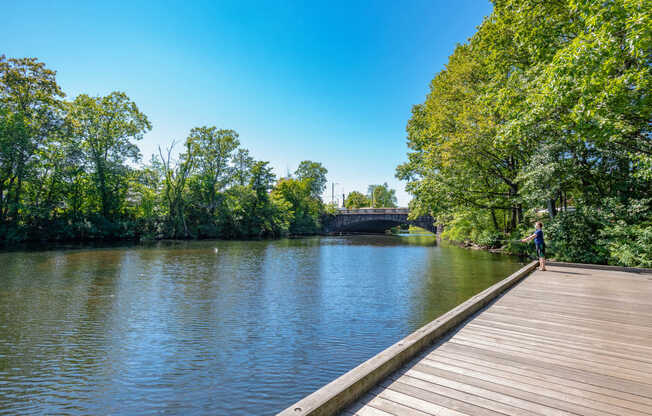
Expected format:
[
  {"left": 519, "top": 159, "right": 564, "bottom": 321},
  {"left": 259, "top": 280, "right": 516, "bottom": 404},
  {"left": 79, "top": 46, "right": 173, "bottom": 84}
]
[{"left": 534, "top": 229, "right": 544, "bottom": 246}]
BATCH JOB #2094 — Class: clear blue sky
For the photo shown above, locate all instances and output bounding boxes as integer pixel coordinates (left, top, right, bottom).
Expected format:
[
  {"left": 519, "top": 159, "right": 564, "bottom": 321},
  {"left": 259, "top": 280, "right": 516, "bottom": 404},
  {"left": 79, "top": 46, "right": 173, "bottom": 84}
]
[{"left": 3, "top": 0, "right": 492, "bottom": 206}]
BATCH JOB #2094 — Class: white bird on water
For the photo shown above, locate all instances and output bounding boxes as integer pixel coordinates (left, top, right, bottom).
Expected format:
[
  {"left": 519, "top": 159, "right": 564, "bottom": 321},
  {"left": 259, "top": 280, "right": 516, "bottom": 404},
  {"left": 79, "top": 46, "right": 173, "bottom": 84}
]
[{"left": 214, "top": 248, "right": 219, "bottom": 254}]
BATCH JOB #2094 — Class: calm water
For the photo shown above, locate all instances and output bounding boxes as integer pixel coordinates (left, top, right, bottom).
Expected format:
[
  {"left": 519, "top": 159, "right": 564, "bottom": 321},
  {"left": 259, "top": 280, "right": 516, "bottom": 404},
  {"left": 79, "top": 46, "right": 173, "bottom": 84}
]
[{"left": 0, "top": 235, "right": 523, "bottom": 415}]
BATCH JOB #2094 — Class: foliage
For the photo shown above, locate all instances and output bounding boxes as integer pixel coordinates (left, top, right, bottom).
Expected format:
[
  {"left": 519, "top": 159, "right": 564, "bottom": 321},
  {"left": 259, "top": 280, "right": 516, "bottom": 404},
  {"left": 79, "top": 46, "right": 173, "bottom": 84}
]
[
  {"left": 545, "top": 208, "right": 610, "bottom": 264},
  {"left": 0, "top": 55, "right": 64, "bottom": 230},
  {"left": 605, "top": 224, "right": 652, "bottom": 267},
  {"left": 367, "top": 183, "right": 397, "bottom": 208},
  {"left": 294, "top": 160, "right": 328, "bottom": 199},
  {"left": 0, "top": 56, "right": 331, "bottom": 243},
  {"left": 344, "top": 191, "right": 370, "bottom": 209},
  {"left": 271, "top": 177, "right": 324, "bottom": 234},
  {"left": 67, "top": 92, "right": 151, "bottom": 220},
  {"left": 397, "top": 0, "right": 652, "bottom": 266}
]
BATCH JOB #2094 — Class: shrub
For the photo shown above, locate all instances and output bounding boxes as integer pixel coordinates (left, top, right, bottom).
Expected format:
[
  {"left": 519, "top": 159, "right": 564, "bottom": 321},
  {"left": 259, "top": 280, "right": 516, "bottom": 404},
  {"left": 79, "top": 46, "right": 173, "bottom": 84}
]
[
  {"left": 545, "top": 209, "right": 610, "bottom": 264},
  {"left": 603, "top": 223, "right": 652, "bottom": 267}
]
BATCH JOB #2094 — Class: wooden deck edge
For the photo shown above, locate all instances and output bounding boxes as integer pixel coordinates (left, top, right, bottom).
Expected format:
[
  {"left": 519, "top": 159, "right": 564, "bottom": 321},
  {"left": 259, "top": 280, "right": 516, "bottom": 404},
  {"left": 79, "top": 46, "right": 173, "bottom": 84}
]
[
  {"left": 276, "top": 260, "right": 539, "bottom": 416},
  {"left": 547, "top": 261, "right": 652, "bottom": 274}
]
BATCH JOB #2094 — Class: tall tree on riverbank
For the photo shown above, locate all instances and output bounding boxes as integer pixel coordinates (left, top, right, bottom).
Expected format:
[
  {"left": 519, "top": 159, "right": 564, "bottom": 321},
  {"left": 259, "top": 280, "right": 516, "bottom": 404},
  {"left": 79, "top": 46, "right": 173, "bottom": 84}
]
[
  {"left": 67, "top": 92, "right": 150, "bottom": 221},
  {"left": 295, "top": 160, "right": 328, "bottom": 199},
  {"left": 186, "top": 127, "right": 239, "bottom": 223},
  {"left": 232, "top": 148, "right": 254, "bottom": 187},
  {"left": 0, "top": 56, "right": 64, "bottom": 232},
  {"left": 398, "top": 0, "right": 652, "bottom": 265},
  {"left": 158, "top": 140, "right": 195, "bottom": 238}
]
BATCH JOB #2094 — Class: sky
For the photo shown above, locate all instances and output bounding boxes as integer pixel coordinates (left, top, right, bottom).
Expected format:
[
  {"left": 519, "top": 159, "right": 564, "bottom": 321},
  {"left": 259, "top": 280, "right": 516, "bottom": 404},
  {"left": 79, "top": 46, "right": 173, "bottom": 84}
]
[{"left": 2, "top": 0, "right": 493, "bottom": 206}]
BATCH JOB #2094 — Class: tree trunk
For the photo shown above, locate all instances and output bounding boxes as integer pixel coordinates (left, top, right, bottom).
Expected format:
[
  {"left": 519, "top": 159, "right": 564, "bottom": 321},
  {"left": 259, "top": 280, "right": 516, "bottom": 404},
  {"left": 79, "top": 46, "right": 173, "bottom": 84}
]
[
  {"left": 547, "top": 198, "right": 557, "bottom": 219},
  {"left": 490, "top": 208, "right": 500, "bottom": 231}
]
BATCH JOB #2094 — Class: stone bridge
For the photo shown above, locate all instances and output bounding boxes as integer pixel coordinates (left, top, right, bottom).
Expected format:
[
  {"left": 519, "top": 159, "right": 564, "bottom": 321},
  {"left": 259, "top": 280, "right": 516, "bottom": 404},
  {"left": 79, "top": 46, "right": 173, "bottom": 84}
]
[{"left": 323, "top": 208, "right": 436, "bottom": 234}]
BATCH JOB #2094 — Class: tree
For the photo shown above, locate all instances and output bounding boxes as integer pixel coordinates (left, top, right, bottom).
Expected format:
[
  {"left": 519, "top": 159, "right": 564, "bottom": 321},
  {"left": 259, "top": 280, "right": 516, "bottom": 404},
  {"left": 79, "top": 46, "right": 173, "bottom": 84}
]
[
  {"left": 187, "top": 127, "right": 239, "bottom": 220},
  {"left": 367, "top": 183, "right": 397, "bottom": 208},
  {"left": 294, "top": 160, "right": 328, "bottom": 199},
  {"left": 0, "top": 56, "right": 64, "bottom": 229},
  {"left": 272, "top": 177, "right": 323, "bottom": 234},
  {"left": 344, "top": 191, "right": 370, "bottom": 208},
  {"left": 67, "top": 92, "right": 150, "bottom": 220},
  {"left": 0, "top": 55, "right": 335, "bottom": 243},
  {"left": 232, "top": 148, "right": 254, "bottom": 186},
  {"left": 249, "top": 160, "right": 275, "bottom": 196},
  {"left": 397, "top": 0, "right": 651, "bottom": 265},
  {"left": 158, "top": 140, "right": 195, "bottom": 238}
]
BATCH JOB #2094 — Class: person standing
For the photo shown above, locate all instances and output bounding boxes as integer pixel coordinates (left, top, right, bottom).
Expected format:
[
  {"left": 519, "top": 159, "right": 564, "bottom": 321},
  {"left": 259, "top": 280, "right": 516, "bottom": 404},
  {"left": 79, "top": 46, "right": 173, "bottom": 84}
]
[{"left": 522, "top": 221, "right": 546, "bottom": 271}]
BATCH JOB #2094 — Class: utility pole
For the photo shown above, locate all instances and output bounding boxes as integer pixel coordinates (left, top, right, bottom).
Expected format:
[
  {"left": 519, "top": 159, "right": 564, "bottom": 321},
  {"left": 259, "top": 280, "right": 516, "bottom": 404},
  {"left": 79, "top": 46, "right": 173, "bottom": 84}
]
[{"left": 331, "top": 182, "right": 339, "bottom": 205}]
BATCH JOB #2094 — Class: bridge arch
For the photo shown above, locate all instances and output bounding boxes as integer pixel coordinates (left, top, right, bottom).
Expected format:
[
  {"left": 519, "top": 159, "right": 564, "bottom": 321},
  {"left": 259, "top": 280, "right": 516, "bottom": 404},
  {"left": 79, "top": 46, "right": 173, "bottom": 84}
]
[{"left": 323, "top": 208, "right": 436, "bottom": 234}]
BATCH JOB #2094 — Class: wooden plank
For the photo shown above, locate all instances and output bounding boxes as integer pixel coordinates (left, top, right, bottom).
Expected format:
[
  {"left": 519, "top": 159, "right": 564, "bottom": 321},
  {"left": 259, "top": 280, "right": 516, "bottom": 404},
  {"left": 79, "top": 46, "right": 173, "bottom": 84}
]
[
  {"left": 378, "top": 378, "right": 506, "bottom": 416},
  {"left": 452, "top": 330, "right": 652, "bottom": 374},
  {"left": 473, "top": 312, "right": 652, "bottom": 347},
  {"left": 430, "top": 349, "right": 652, "bottom": 413},
  {"left": 486, "top": 304, "right": 652, "bottom": 335},
  {"left": 546, "top": 261, "right": 652, "bottom": 274},
  {"left": 348, "top": 393, "right": 432, "bottom": 416},
  {"left": 499, "top": 292, "right": 652, "bottom": 316},
  {"left": 495, "top": 296, "right": 652, "bottom": 324},
  {"left": 434, "top": 345, "right": 652, "bottom": 406},
  {"left": 490, "top": 303, "right": 652, "bottom": 330},
  {"left": 466, "top": 320, "right": 652, "bottom": 357},
  {"left": 448, "top": 337, "right": 652, "bottom": 385},
  {"left": 372, "top": 387, "right": 469, "bottom": 416},
  {"left": 517, "top": 278, "right": 652, "bottom": 296},
  {"left": 510, "top": 286, "right": 652, "bottom": 308},
  {"left": 472, "top": 313, "right": 652, "bottom": 348},
  {"left": 437, "top": 342, "right": 652, "bottom": 397},
  {"left": 462, "top": 323, "right": 652, "bottom": 365},
  {"left": 411, "top": 362, "right": 619, "bottom": 416},
  {"left": 387, "top": 373, "right": 548, "bottom": 416},
  {"left": 350, "top": 406, "right": 395, "bottom": 416},
  {"left": 402, "top": 367, "right": 576, "bottom": 416},
  {"left": 419, "top": 356, "right": 647, "bottom": 416}
]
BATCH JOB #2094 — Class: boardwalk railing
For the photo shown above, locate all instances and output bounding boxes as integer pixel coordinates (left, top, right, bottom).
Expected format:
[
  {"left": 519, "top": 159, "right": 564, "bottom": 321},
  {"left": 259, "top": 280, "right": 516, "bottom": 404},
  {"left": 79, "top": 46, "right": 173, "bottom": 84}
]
[{"left": 277, "top": 260, "right": 539, "bottom": 416}]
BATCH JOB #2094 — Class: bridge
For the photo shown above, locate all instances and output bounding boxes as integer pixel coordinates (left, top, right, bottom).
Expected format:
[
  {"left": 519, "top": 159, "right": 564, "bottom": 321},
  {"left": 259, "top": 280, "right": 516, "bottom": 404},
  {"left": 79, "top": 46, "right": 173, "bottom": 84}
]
[{"left": 323, "top": 208, "right": 436, "bottom": 234}]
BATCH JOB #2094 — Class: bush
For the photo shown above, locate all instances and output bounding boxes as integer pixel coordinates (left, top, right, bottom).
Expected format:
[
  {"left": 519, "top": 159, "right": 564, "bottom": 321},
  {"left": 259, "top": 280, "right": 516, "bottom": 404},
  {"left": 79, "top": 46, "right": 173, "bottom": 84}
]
[
  {"left": 475, "top": 230, "right": 503, "bottom": 248},
  {"left": 603, "top": 223, "right": 652, "bottom": 267},
  {"left": 545, "top": 209, "right": 610, "bottom": 264}
]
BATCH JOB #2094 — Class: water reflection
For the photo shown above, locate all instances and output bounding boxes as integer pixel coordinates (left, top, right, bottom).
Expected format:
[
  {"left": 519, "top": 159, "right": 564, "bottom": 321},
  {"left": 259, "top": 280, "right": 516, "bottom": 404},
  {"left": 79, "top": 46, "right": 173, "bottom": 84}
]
[{"left": 0, "top": 236, "right": 522, "bottom": 415}]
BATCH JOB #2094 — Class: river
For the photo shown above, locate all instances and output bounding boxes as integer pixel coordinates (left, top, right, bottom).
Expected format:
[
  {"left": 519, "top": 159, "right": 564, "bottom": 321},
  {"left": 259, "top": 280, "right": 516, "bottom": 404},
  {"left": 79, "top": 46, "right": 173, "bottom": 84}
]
[{"left": 0, "top": 235, "right": 523, "bottom": 415}]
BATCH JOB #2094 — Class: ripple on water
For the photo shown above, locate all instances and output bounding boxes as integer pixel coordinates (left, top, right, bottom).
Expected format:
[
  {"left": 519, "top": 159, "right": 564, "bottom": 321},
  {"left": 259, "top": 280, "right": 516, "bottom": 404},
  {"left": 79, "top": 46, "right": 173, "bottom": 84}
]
[{"left": 0, "top": 237, "right": 522, "bottom": 415}]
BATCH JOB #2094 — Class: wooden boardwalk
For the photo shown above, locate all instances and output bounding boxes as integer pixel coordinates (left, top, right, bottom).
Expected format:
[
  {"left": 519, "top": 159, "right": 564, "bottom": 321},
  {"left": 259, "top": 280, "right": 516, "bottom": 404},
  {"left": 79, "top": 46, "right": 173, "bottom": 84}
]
[{"left": 342, "top": 264, "right": 652, "bottom": 416}]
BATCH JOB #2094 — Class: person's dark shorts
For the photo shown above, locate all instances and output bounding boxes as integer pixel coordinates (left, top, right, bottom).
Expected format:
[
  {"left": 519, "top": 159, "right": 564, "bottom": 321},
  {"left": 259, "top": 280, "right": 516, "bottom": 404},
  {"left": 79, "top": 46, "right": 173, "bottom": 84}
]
[{"left": 536, "top": 243, "right": 546, "bottom": 258}]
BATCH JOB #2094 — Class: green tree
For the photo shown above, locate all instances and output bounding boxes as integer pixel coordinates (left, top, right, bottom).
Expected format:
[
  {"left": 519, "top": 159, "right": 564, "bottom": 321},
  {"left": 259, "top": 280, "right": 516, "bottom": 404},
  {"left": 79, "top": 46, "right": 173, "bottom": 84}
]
[
  {"left": 397, "top": 0, "right": 651, "bottom": 265},
  {"left": 272, "top": 176, "right": 323, "bottom": 234},
  {"left": 158, "top": 140, "right": 195, "bottom": 238},
  {"left": 0, "top": 55, "right": 332, "bottom": 243},
  {"left": 0, "top": 56, "right": 64, "bottom": 232},
  {"left": 295, "top": 160, "right": 328, "bottom": 199},
  {"left": 367, "top": 183, "right": 397, "bottom": 208},
  {"left": 232, "top": 148, "right": 254, "bottom": 186},
  {"left": 187, "top": 127, "right": 239, "bottom": 223},
  {"left": 344, "top": 191, "right": 370, "bottom": 208},
  {"left": 67, "top": 92, "right": 151, "bottom": 221}
]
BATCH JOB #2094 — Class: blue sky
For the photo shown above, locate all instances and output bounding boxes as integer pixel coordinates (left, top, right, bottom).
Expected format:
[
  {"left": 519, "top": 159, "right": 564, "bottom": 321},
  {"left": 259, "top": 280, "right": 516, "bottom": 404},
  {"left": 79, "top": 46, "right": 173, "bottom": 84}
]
[{"left": 3, "top": 0, "right": 492, "bottom": 206}]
